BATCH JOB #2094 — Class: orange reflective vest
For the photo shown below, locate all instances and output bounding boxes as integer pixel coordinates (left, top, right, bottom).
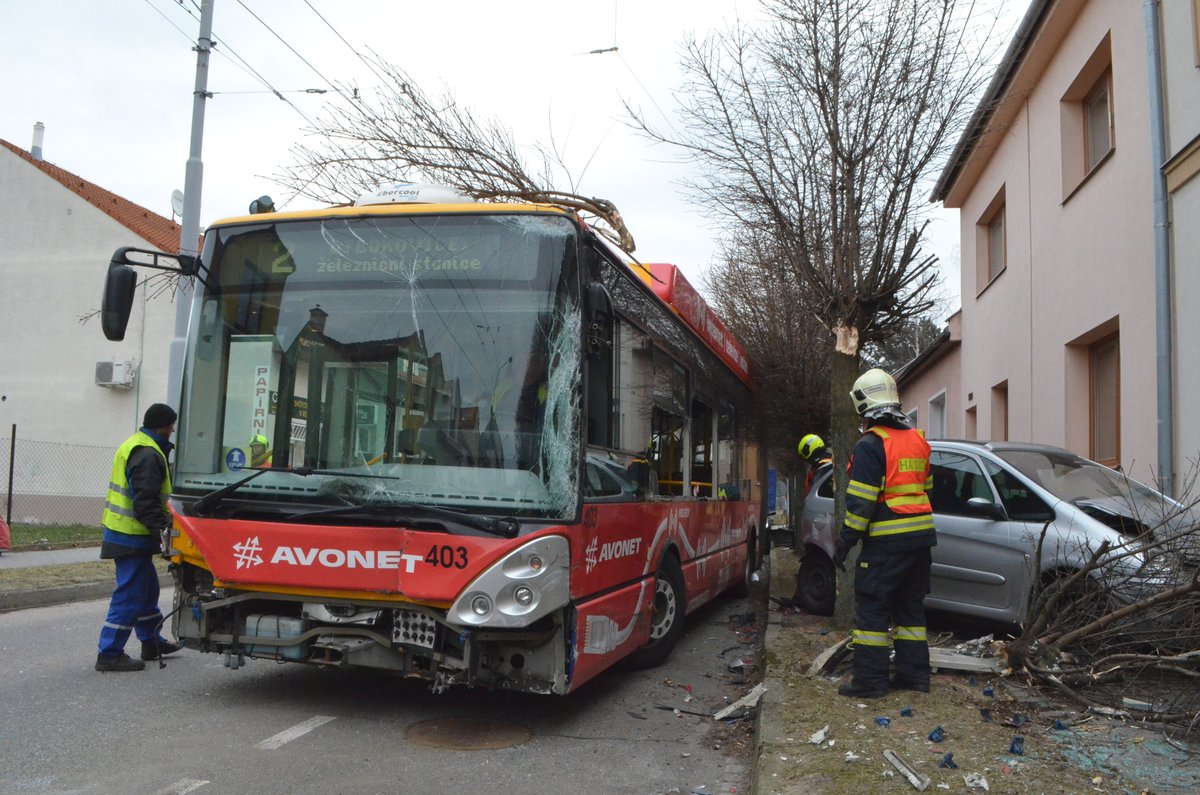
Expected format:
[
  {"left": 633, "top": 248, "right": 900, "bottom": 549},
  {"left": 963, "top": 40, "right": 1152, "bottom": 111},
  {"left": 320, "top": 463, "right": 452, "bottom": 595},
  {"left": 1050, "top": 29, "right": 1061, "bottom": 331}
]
[{"left": 868, "top": 426, "right": 932, "bottom": 514}]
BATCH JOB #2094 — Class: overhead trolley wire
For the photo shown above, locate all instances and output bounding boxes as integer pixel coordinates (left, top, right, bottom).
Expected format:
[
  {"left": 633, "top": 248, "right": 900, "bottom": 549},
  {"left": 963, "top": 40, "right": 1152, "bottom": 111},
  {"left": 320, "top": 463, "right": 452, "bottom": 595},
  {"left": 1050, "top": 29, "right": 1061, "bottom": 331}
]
[
  {"left": 140, "top": 0, "right": 198, "bottom": 43},
  {"left": 302, "top": 0, "right": 390, "bottom": 89},
  {"left": 143, "top": 0, "right": 324, "bottom": 129},
  {"left": 235, "top": 0, "right": 342, "bottom": 92}
]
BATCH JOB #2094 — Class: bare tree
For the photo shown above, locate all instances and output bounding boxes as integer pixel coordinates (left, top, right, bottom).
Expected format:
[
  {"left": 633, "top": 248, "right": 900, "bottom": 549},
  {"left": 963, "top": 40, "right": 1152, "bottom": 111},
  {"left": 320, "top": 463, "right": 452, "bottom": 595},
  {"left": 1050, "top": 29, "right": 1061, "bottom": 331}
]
[
  {"left": 705, "top": 228, "right": 831, "bottom": 478},
  {"left": 630, "top": 0, "right": 998, "bottom": 624},
  {"left": 863, "top": 314, "right": 947, "bottom": 373}
]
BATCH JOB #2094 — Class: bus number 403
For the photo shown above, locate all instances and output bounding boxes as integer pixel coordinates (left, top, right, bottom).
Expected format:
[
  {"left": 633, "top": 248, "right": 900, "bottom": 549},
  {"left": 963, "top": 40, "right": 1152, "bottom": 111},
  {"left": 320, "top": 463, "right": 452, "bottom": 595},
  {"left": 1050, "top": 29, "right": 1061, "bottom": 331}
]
[{"left": 426, "top": 545, "right": 469, "bottom": 569}]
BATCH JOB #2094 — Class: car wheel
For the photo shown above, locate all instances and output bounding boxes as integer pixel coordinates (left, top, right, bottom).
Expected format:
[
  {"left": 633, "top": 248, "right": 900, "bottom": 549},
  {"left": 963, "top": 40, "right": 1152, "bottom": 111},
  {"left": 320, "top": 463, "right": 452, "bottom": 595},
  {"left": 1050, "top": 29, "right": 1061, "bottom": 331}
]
[
  {"left": 622, "top": 555, "right": 687, "bottom": 669},
  {"left": 796, "top": 551, "right": 836, "bottom": 616}
]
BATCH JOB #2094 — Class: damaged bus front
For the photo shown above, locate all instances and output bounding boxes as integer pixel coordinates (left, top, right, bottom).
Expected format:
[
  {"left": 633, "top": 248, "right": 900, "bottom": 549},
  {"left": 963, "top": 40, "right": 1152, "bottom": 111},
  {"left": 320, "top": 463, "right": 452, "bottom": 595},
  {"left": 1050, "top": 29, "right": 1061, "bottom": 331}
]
[{"left": 163, "top": 201, "right": 586, "bottom": 694}]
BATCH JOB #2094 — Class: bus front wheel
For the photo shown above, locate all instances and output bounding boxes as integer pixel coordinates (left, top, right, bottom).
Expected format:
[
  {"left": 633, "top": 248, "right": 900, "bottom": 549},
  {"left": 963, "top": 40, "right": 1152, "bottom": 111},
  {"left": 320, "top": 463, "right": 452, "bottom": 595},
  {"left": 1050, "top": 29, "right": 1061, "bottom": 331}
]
[{"left": 622, "top": 555, "right": 686, "bottom": 669}]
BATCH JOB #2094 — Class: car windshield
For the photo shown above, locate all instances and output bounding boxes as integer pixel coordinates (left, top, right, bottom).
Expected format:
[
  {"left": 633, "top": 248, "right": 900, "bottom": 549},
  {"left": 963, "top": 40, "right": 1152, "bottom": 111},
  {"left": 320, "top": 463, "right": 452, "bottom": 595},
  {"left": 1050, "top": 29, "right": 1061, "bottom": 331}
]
[
  {"left": 995, "top": 449, "right": 1173, "bottom": 516},
  {"left": 175, "top": 212, "right": 583, "bottom": 520}
]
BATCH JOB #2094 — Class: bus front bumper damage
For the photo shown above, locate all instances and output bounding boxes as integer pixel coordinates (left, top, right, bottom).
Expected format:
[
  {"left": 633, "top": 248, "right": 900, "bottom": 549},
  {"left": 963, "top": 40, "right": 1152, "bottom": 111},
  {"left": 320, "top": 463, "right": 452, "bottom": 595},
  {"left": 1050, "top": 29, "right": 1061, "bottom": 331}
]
[{"left": 170, "top": 535, "right": 574, "bottom": 695}]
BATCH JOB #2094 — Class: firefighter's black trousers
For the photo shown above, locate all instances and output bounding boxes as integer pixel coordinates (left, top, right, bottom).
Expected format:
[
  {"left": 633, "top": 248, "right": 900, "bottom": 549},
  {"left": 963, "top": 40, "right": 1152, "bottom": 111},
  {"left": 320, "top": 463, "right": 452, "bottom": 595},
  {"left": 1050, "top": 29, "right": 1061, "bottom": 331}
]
[{"left": 850, "top": 545, "right": 933, "bottom": 689}]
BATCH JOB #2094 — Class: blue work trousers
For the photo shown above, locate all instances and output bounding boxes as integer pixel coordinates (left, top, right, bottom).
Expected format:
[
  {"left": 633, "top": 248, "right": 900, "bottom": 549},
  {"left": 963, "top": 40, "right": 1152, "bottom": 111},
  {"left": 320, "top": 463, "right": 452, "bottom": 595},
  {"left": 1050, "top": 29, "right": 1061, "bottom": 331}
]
[{"left": 97, "top": 552, "right": 163, "bottom": 657}]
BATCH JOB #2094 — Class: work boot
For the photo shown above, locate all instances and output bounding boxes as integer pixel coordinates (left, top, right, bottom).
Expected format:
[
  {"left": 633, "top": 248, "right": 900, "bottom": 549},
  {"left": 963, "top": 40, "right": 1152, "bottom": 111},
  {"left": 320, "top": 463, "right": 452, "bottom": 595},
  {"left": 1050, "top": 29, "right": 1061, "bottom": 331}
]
[
  {"left": 838, "top": 679, "right": 888, "bottom": 699},
  {"left": 891, "top": 677, "right": 931, "bottom": 693},
  {"left": 95, "top": 653, "right": 146, "bottom": 672},
  {"left": 140, "top": 638, "right": 184, "bottom": 661}
]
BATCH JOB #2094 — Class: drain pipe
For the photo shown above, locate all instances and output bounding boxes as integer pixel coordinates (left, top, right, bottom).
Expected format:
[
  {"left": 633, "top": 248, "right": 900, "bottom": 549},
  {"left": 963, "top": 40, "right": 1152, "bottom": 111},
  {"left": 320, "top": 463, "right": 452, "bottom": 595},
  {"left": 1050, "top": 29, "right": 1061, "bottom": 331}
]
[{"left": 1144, "top": 0, "right": 1174, "bottom": 497}]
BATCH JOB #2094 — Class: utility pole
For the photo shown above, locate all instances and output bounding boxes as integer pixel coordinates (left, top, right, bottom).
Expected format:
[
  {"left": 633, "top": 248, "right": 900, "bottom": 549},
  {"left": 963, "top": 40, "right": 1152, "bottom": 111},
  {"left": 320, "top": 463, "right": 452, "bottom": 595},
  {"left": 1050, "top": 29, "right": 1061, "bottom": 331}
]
[{"left": 168, "top": 0, "right": 215, "bottom": 408}]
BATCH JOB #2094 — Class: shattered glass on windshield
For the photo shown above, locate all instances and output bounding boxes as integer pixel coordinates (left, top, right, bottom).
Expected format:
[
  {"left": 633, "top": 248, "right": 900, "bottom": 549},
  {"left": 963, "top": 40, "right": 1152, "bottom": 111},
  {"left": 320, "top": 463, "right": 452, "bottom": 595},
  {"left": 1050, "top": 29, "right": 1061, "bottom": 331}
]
[{"left": 177, "top": 212, "right": 582, "bottom": 519}]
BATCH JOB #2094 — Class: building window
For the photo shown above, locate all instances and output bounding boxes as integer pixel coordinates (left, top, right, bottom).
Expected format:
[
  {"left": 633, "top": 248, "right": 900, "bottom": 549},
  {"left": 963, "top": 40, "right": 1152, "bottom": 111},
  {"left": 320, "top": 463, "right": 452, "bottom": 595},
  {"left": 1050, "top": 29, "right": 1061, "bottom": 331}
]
[
  {"left": 1060, "top": 34, "right": 1113, "bottom": 199},
  {"left": 976, "top": 185, "right": 1006, "bottom": 293},
  {"left": 1090, "top": 335, "right": 1120, "bottom": 467},
  {"left": 991, "top": 381, "right": 1008, "bottom": 441},
  {"left": 987, "top": 206, "right": 1006, "bottom": 282},
  {"left": 928, "top": 391, "right": 946, "bottom": 439},
  {"left": 1084, "top": 72, "right": 1113, "bottom": 173}
]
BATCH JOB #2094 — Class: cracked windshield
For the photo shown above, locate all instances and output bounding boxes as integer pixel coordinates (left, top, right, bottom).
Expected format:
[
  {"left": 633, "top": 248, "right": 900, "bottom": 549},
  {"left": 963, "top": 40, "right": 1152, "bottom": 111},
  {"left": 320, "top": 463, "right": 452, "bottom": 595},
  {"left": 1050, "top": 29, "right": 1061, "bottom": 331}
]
[{"left": 177, "top": 212, "right": 581, "bottom": 519}]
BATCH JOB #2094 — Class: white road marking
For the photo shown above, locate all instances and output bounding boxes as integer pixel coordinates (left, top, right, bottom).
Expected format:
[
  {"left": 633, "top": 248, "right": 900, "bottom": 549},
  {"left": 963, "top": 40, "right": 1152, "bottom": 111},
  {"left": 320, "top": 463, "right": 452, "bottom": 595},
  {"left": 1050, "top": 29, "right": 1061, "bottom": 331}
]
[
  {"left": 255, "top": 715, "right": 337, "bottom": 750},
  {"left": 151, "top": 779, "right": 209, "bottom": 794}
]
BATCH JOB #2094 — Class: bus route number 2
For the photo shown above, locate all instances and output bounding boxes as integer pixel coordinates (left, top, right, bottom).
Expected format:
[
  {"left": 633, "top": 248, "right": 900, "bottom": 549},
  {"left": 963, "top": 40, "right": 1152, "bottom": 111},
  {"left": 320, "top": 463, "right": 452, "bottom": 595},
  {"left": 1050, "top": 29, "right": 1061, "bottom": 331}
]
[{"left": 425, "top": 545, "right": 468, "bottom": 569}]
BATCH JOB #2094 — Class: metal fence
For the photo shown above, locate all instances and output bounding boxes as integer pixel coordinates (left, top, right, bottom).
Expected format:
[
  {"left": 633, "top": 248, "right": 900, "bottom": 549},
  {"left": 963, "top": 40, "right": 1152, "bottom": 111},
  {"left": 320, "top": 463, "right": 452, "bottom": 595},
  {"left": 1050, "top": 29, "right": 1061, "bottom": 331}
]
[{"left": 2, "top": 435, "right": 112, "bottom": 526}]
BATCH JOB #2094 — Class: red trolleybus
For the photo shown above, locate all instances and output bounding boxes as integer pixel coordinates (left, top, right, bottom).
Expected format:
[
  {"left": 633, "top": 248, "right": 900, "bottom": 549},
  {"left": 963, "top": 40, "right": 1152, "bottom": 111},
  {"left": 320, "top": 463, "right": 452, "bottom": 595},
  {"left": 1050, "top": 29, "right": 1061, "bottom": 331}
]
[{"left": 100, "top": 185, "right": 762, "bottom": 694}]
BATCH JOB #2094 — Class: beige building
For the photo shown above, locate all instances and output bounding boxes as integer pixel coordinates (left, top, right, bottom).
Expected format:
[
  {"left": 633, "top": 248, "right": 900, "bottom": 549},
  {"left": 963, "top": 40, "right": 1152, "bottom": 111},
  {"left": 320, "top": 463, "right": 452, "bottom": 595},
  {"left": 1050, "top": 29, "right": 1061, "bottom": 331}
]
[{"left": 901, "top": 0, "right": 1199, "bottom": 495}]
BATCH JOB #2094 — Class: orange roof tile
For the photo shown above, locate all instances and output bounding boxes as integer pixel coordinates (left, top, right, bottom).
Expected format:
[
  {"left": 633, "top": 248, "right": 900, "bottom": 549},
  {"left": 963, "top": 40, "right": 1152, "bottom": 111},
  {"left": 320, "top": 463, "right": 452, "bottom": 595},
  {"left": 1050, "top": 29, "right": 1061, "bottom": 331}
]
[{"left": 1, "top": 139, "right": 182, "bottom": 253}]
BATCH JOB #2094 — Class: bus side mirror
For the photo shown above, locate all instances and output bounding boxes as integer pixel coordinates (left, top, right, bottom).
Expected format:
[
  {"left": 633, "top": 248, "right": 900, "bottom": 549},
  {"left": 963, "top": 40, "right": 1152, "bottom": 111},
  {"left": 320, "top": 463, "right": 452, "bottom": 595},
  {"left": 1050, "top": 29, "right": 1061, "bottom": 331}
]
[{"left": 101, "top": 262, "right": 138, "bottom": 341}]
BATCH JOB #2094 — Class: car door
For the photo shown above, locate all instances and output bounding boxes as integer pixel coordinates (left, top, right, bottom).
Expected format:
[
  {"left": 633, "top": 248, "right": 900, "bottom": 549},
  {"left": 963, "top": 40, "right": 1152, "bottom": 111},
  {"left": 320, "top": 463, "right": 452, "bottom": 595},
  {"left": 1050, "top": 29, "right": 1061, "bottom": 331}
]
[{"left": 926, "top": 450, "right": 1031, "bottom": 623}]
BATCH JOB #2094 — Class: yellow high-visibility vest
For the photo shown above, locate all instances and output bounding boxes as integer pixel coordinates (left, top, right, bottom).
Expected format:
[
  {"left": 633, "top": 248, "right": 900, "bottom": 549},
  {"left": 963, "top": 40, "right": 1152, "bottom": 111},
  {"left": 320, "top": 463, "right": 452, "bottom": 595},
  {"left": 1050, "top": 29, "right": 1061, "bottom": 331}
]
[{"left": 101, "top": 431, "right": 172, "bottom": 536}]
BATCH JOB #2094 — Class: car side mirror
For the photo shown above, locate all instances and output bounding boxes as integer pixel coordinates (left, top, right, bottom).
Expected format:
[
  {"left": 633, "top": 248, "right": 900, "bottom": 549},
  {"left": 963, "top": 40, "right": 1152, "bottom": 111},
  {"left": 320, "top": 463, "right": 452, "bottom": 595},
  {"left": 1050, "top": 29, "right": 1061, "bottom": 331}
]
[{"left": 965, "top": 497, "right": 1006, "bottom": 520}]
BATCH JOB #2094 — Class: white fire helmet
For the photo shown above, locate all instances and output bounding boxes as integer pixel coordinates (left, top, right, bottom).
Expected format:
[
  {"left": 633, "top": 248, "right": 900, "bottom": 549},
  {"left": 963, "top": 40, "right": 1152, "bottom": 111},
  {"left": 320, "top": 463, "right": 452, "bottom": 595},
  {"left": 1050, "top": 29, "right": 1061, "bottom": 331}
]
[{"left": 850, "top": 368, "right": 900, "bottom": 416}]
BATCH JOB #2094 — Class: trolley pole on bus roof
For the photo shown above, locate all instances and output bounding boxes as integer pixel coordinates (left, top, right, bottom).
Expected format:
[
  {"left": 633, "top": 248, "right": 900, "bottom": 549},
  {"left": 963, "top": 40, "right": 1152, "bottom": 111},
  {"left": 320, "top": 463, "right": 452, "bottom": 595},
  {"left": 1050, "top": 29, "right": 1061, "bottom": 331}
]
[{"left": 169, "top": 0, "right": 214, "bottom": 408}]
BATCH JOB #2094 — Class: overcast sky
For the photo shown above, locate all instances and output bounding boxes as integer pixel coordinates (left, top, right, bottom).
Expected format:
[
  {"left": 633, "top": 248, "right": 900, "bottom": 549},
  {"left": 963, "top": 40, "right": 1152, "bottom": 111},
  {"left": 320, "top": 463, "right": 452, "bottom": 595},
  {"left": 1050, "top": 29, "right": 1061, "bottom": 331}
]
[{"left": 3, "top": 0, "right": 1027, "bottom": 313}]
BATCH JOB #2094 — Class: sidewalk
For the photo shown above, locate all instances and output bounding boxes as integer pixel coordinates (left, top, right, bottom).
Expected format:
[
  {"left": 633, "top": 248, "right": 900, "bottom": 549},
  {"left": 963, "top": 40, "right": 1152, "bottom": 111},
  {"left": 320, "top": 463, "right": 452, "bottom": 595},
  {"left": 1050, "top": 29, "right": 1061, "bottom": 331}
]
[
  {"left": 0, "top": 546, "right": 169, "bottom": 612},
  {"left": 0, "top": 546, "right": 104, "bottom": 569}
]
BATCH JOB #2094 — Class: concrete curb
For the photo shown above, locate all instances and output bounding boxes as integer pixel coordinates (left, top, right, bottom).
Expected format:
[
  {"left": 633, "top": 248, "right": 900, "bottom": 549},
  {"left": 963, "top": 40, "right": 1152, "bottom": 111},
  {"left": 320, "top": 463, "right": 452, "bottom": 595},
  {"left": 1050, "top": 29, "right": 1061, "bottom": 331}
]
[
  {"left": 0, "top": 573, "right": 171, "bottom": 613},
  {"left": 752, "top": 544, "right": 797, "bottom": 795}
]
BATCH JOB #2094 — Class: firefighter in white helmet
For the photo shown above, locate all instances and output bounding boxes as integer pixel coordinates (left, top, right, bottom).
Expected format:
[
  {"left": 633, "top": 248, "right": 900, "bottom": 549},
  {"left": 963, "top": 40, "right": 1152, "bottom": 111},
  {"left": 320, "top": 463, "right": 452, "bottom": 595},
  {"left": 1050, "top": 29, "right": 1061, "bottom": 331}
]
[{"left": 836, "top": 368, "right": 935, "bottom": 699}]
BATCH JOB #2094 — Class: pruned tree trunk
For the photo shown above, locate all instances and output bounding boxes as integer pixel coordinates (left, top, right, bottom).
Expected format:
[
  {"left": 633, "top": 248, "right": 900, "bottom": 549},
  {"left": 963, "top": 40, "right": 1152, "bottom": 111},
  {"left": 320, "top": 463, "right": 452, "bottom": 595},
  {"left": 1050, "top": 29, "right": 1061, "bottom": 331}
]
[{"left": 830, "top": 348, "right": 861, "bottom": 629}]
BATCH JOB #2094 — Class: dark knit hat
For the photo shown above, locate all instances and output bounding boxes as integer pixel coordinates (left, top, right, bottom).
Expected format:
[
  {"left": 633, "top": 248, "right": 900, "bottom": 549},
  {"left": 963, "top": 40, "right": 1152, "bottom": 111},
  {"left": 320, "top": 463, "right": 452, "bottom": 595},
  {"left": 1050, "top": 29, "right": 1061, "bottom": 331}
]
[{"left": 143, "top": 403, "right": 178, "bottom": 430}]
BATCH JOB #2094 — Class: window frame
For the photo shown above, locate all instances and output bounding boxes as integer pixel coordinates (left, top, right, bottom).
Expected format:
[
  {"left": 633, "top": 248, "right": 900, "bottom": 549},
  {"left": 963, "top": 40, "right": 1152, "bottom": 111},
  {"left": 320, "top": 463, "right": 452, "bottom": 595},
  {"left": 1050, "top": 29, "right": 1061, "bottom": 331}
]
[
  {"left": 1060, "top": 33, "right": 1114, "bottom": 201},
  {"left": 1083, "top": 70, "right": 1114, "bottom": 174},
  {"left": 975, "top": 185, "right": 1007, "bottom": 295},
  {"left": 1088, "top": 333, "right": 1121, "bottom": 468}
]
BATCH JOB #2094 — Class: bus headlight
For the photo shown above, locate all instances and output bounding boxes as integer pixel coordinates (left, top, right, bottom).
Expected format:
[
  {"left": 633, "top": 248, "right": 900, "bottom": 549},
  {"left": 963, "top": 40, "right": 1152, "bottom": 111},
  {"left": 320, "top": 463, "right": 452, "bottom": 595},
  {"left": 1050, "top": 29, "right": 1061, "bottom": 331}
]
[{"left": 448, "top": 535, "right": 570, "bottom": 629}]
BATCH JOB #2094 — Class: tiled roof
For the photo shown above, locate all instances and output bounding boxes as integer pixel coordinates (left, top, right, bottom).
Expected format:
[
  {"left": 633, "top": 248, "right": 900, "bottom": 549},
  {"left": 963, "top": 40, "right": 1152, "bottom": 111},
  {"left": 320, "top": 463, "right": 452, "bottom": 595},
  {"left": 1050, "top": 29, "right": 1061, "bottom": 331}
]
[{"left": 1, "top": 139, "right": 181, "bottom": 253}]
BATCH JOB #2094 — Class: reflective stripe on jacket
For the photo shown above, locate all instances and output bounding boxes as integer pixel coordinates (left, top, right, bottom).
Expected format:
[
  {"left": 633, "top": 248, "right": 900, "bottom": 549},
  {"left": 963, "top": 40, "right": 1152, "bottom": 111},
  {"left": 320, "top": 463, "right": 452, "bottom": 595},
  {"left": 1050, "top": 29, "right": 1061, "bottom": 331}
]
[{"left": 102, "top": 431, "right": 172, "bottom": 536}]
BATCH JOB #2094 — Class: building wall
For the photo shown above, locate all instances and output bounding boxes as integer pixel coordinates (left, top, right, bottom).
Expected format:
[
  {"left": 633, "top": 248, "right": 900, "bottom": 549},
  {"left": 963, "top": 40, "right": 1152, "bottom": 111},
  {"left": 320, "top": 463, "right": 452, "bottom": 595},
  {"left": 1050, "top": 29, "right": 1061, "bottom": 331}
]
[
  {"left": 1162, "top": 1, "right": 1200, "bottom": 482},
  {"left": 952, "top": 0, "right": 1159, "bottom": 483},
  {"left": 899, "top": 312, "right": 962, "bottom": 440},
  {"left": 0, "top": 148, "right": 176, "bottom": 491}
]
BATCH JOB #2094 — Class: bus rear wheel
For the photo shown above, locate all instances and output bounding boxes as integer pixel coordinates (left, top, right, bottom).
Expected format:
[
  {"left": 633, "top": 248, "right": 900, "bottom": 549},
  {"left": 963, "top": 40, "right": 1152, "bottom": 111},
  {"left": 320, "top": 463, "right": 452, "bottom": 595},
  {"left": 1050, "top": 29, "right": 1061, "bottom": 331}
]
[{"left": 622, "top": 555, "right": 686, "bottom": 670}]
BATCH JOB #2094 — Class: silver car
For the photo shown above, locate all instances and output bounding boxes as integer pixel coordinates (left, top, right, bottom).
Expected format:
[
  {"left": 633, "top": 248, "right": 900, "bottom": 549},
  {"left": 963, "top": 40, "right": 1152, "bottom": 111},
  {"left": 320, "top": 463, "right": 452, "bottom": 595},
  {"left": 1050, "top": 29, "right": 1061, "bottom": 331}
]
[{"left": 795, "top": 440, "right": 1195, "bottom": 625}]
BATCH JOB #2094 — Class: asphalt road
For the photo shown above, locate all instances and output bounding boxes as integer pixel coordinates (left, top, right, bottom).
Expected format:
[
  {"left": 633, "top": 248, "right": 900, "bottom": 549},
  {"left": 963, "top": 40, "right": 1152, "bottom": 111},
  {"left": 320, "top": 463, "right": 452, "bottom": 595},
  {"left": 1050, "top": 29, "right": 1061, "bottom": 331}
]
[{"left": 0, "top": 590, "right": 760, "bottom": 794}]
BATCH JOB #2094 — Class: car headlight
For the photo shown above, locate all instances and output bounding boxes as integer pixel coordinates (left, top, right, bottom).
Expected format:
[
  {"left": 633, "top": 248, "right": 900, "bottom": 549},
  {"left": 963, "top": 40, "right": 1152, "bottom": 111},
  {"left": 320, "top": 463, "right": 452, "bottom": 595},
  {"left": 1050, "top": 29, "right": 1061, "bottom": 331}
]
[{"left": 447, "top": 535, "right": 570, "bottom": 629}]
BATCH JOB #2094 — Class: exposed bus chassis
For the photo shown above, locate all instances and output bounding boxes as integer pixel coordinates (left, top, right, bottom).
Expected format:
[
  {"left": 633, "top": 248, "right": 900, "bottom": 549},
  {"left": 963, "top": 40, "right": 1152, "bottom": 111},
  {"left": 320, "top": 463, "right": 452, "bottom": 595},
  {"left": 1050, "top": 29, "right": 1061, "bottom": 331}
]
[{"left": 170, "top": 563, "right": 571, "bottom": 695}]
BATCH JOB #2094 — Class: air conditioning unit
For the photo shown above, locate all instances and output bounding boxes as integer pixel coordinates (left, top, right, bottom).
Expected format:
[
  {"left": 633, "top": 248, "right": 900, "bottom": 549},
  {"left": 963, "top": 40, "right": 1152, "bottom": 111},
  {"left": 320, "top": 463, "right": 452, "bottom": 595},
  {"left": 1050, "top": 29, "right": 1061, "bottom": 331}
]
[{"left": 95, "top": 359, "right": 135, "bottom": 389}]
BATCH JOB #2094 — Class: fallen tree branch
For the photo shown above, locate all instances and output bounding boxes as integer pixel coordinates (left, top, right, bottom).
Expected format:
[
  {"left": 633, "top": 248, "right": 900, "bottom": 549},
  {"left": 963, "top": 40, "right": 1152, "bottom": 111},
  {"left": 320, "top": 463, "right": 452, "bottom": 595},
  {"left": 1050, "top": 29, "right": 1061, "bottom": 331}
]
[{"left": 1051, "top": 568, "right": 1200, "bottom": 651}]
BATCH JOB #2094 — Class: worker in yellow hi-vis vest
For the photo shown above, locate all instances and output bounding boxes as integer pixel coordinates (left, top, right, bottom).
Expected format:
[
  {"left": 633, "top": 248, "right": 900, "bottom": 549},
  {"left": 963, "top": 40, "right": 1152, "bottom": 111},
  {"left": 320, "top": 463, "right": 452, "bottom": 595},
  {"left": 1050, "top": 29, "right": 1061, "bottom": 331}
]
[{"left": 96, "top": 403, "right": 185, "bottom": 672}]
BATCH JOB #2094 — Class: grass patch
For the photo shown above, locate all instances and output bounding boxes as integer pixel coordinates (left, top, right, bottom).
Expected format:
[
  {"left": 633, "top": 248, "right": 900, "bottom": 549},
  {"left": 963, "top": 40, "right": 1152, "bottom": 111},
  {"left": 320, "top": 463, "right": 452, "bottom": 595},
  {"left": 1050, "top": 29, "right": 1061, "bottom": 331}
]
[
  {"left": 0, "top": 559, "right": 168, "bottom": 592},
  {"left": 8, "top": 523, "right": 102, "bottom": 550}
]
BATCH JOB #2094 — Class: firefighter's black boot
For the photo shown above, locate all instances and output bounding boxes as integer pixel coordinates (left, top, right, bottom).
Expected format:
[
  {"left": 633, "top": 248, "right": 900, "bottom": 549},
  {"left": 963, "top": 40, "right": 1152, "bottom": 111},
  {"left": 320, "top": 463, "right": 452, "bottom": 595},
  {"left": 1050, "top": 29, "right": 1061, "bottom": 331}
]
[{"left": 837, "top": 678, "right": 888, "bottom": 698}]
